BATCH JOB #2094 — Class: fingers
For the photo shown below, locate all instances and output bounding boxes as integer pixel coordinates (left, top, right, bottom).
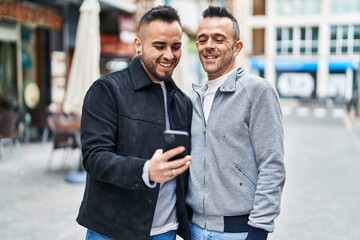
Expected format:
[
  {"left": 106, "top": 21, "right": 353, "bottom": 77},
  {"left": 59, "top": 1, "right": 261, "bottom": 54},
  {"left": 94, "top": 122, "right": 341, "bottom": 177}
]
[
  {"left": 169, "top": 157, "right": 191, "bottom": 177},
  {"left": 148, "top": 149, "right": 191, "bottom": 183},
  {"left": 162, "top": 146, "right": 186, "bottom": 161},
  {"left": 167, "top": 155, "right": 191, "bottom": 169}
]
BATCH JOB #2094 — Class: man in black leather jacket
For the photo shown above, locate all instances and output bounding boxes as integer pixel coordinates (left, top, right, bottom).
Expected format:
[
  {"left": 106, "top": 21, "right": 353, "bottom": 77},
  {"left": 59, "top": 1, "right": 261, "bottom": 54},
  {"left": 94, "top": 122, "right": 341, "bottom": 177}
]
[{"left": 76, "top": 5, "right": 192, "bottom": 240}]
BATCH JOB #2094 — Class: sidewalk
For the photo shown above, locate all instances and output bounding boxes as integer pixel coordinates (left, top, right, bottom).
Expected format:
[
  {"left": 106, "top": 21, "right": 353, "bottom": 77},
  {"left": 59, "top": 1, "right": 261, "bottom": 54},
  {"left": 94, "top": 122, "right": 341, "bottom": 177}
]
[
  {"left": 0, "top": 142, "right": 86, "bottom": 240},
  {"left": 0, "top": 142, "right": 184, "bottom": 240},
  {"left": 1, "top": 101, "right": 359, "bottom": 240},
  {"left": 280, "top": 98, "right": 360, "bottom": 133}
]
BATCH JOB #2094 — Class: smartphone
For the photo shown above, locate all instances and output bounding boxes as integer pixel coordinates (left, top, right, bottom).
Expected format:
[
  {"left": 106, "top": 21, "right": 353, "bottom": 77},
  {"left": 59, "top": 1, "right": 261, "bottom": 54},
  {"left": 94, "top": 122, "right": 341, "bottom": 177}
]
[{"left": 163, "top": 130, "right": 189, "bottom": 161}]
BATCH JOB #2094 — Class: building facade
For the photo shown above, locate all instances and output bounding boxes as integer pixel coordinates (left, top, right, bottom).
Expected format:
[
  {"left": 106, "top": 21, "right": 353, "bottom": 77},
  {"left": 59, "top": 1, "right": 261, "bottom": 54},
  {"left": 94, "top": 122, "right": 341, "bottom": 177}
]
[
  {"left": 240, "top": 0, "right": 359, "bottom": 111},
  {"left": 0, "top": 0, "right": 64, "bottom": 139},
  {"left": 0, "top": 0, "right": 137, "bottom": 140}
]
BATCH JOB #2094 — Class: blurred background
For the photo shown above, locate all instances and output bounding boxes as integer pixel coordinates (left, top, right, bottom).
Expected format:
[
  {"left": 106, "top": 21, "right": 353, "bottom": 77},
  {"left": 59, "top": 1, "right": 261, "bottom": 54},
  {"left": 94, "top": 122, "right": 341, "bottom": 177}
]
[
  {"left": 0, "top": 0, "right": 360, "bottom": 239},
  {"left": 0, "top": 0, "right": 359, "bottom": 141}
]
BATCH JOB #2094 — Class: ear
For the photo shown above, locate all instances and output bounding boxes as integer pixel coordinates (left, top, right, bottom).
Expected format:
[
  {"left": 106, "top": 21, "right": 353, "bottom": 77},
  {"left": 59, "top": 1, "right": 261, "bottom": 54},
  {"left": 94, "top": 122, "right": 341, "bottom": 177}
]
[
  {"left": 233, "top": 40, "right": 243, "bottom": 56},
  {"left": 134, "top": 37, "right": 142, "bottom": 54}
]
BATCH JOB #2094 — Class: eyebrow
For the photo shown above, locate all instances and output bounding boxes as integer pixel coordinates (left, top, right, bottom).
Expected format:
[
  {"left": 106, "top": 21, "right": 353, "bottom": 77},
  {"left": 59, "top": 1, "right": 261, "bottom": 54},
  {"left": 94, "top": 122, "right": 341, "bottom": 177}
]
[
  {"left": 152, "top": 41, "right": 167, "bottom": 45},
  {"left": 198, "top": 33, "right": 227, "bottom": 38},
  {"left": 152, "top": 41, "right": 182, "bottom": 46}
]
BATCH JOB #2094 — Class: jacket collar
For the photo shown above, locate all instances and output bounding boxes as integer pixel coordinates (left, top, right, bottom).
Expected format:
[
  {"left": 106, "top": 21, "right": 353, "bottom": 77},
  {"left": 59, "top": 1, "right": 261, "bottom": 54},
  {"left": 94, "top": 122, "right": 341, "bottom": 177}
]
[
  {"left": 219, "top": 68, "right": 244, "bottom": 92},
  {"left": 192, "top": 67, "right": 244, "bottom": 94},
  {"left": 128, "top": 56, "right": 184, "bottom": 95},
  {"left": 128, "top": 56, "right": 154, "bottom": 90}
]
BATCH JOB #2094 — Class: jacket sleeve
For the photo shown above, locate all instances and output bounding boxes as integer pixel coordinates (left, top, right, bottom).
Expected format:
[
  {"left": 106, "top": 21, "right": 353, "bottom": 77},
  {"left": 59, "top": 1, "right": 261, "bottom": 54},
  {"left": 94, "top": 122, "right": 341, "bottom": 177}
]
[
  {"left": 248, "top": 83, "right": 286, "bottom": 233},
  {"left": 245, "top": 226, "right": 268, "bottom": 240},
  {"left": 80, "top": 79, "right": 149, "bottom": 190}
]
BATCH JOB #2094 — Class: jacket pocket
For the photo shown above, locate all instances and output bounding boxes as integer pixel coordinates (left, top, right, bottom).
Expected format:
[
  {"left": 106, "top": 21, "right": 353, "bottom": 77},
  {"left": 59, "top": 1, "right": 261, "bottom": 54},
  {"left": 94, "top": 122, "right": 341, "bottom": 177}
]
[{"left": 232, "top": 162, "right": 256, "bottom": 189}]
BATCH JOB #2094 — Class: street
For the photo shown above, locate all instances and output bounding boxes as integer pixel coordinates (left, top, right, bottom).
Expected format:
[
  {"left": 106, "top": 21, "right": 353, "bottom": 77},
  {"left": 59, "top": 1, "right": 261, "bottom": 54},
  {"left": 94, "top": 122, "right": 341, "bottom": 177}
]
[
  {"left": 268, "top": 104, "right": 360, "bottom": 240},
  {"left": 0, "top": 103, "right": 359, "bottom": 240}
]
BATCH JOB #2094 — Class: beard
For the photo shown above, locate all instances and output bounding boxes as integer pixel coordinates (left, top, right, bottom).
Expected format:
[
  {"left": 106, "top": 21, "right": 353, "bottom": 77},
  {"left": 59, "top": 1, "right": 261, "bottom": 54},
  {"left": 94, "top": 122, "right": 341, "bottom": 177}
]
[
  {"left": 141, "top": 55, "right": 178, "bottom": 82},
  {"left": 148, "top": 68, "right": 172, "bottom": 82}
]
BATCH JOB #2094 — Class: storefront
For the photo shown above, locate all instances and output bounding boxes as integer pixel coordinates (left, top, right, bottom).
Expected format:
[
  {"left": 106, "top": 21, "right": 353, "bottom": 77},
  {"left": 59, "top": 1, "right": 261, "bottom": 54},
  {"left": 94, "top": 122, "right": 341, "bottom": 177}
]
[
  {"left": 0, "top": 0, "right": 63, "bottom": 140},
  {"left": 0, "top": 0, "right": 136, "bottom": 141},
  {"left": 250, "top": 57, "right": 359, "bottom": 107}
]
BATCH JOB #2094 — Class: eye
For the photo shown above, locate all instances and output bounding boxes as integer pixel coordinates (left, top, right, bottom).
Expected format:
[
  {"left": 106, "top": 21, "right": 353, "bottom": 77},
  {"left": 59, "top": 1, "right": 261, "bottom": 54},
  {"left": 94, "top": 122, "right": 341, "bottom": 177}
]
[
  {"left": 171, "top": 43, "right": 181, "bottom": 51},
  {"left": 171, "top": 46, "right": 181, "bottom": 51},
  {"left": 154, "top": 45, "right": 166, "bottom": 50},
  {"left": 197, "top": 38, "right": 207, "bottom": 44},
  {"left": 214, "top": 38, "right": 225, "bottom": 43}
]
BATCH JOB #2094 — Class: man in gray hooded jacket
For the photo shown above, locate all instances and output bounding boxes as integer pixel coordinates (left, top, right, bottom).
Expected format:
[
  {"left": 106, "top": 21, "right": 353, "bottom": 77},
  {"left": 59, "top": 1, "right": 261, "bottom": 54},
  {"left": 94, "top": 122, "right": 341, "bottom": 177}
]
[{"left": 186, "top": 6, "right": 286, "bottom": 240}]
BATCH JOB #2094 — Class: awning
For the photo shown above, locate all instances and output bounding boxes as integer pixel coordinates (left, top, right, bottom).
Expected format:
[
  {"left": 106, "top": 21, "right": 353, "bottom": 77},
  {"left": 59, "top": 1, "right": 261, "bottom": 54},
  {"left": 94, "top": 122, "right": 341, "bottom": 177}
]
[
  {"left": 250, "top": 59, "right": 265, "bottom": 71},
  {"left": 275, "top": 59, "right": 318, "bottom": 71},
  {"left": 250, "top": 59, "right": 318, "bottom": 71},
  {"left": 329, "top": 60, "right": 359, "bottom": 71},
  {"left": 99, "top": 0, "right": 136, "bottom": 13},
  {"left": 250, "top": 58, "right": 360, "bottom": 72}
]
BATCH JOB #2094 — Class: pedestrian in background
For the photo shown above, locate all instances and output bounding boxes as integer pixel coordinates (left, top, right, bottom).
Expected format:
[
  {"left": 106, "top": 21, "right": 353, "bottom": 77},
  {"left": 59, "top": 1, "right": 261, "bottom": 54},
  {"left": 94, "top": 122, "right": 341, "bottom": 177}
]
[
  {"left": 76, "top": 5, "right": 192, "bottom": 240},
  {"left": 186, "top": 5, "right": 286, "bottom": 240}
]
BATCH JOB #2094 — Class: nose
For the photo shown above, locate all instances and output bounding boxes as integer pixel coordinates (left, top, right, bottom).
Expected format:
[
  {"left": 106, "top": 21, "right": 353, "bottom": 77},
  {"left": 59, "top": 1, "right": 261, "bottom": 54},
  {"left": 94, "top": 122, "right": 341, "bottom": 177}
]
[
  {"left": 163, "top": 47, "right": 174, "bottom": 60},
  {"left": 205, "top": 39, "right": 215, "bottom": 49}
]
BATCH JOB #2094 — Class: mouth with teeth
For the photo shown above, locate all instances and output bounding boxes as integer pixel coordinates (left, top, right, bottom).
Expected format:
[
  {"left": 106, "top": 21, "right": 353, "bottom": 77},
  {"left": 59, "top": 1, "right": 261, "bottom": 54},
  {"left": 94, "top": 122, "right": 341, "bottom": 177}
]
[
  {"left": 155, "top": 60, "right": 176, "bottom": 81},
  {"left": 159, "top": 61, "right": 174, "bottom": 69},
  {"left": 205, "top": 55, "right": 217, "bottom": 59},
  {"left": 203, "top": 54, "right": 218, "bottom": 64}
]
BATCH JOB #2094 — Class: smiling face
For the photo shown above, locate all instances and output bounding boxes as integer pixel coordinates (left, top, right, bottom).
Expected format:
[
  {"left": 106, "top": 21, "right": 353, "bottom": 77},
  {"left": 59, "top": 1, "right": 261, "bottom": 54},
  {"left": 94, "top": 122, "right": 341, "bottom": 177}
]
[
  {"left": 135, "top": 20, "right": 182, "bottom": 82},
  {"left": 196, "top": 17, "right": 243, "bottom": 80}
]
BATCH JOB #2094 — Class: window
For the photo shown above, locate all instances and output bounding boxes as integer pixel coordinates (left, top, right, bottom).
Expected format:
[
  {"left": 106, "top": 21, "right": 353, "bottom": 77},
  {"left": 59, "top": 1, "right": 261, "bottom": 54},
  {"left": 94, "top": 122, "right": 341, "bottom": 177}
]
[
  {"left": 253, "top": 0, "right": 266, "bottom": 15},
  {"left": 275, "top": 0, "right": 320, "bottom": 15},
  {"left": 0, "top": 41, "right": 18, "bottom": 109},
  {"left": 252, "top": 28, "right": 265, "bottom": 55},
  {"left": 276, "top": 26, "right": 318, "bottom": 55},
  {"left": 298, "top": 27, "right": 318, "bottom": 54},
  {"left": 276, "top": 28, "right": 293, "bottom": 55},
  {"left": 330, "top": 25, "right": 360, "bottom": 55},
  {"left": 354, "top": 25, "right": 360, "bottom": 52},
  {"left": 330, "top": 0, "right": 360, "bottom": 13}
]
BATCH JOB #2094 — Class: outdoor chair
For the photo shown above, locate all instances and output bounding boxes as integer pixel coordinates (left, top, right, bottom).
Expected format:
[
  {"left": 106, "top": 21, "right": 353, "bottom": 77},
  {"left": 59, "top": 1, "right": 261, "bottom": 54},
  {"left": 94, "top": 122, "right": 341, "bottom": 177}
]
[
  {"left": 46, "top": 113, "right": 80, "bottom": 171},
  {"left": 0, "top": 109, "right": 21, "bottom": 160}
]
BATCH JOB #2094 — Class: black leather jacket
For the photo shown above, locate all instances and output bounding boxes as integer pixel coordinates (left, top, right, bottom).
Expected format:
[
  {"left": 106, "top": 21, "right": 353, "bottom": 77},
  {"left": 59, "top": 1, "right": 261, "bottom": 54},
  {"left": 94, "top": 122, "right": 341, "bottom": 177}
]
[{"left": 76, "top": 56, "right": 192, "bottom": 240}]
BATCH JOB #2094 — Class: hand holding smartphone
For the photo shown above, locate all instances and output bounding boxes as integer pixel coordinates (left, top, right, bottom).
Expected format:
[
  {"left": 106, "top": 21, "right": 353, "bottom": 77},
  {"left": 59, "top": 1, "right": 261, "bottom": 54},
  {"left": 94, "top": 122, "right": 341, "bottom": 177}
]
[{"left": 163, "top": 130, "right": 189, "bottom": 161}]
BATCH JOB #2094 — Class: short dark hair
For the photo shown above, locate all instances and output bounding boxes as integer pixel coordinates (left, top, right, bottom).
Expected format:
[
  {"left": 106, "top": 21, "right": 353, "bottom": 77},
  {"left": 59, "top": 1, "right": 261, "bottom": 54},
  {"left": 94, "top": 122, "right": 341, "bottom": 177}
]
[
  {"left": 139, "top": 5, "right": 182, "bottom": 31},
  {"left": 202, "top": 5, "right": 240, "bottom": 41}
]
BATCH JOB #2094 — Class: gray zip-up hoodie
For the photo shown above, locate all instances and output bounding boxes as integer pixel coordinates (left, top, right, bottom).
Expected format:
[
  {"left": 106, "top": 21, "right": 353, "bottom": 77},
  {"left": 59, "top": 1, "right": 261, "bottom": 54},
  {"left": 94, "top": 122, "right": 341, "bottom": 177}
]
[{"left": 186, "top": 68, "right": 286, "bottom": 236}]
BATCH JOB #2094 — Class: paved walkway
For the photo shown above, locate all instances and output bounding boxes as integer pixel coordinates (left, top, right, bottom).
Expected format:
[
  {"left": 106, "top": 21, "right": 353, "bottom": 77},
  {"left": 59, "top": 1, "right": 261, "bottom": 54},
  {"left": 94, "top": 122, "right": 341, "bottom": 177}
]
[
  {"left": 0, "top": 142, "right": 185, "bottom": 240},
  {"left": 0, "top": 101, "right": 359, "bottom": 240},
  {"left": 0, "top": 142, "right": 86, "bottom": 240}
]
